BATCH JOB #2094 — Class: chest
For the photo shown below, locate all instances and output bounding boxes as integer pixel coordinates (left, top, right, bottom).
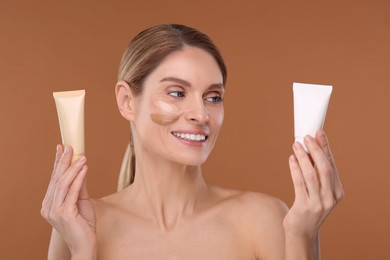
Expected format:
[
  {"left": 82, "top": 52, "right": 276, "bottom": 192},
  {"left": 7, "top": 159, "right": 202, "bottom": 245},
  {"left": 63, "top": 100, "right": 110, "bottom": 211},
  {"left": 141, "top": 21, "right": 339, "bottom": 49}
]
[{"left": 96, "top": 213, "right": 254, "bottom": 259}]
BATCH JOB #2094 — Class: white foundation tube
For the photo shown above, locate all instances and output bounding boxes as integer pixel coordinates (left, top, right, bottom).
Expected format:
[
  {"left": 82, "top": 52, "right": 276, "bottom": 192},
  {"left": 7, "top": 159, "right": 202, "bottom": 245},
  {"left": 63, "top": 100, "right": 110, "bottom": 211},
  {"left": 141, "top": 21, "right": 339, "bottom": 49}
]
[
  {"left": 293, "top": 82, "right": 332, "bottom": 152},
  {"left": 53, "top": 90, "right": 85, "bottom": 162}
]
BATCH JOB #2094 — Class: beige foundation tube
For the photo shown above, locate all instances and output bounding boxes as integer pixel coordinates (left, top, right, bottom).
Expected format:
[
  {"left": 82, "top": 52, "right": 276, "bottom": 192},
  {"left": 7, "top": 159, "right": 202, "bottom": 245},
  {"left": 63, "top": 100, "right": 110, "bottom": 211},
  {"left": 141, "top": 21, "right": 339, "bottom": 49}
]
[{"left": 53, "top": 90, "right": 85, "bottom": 162}]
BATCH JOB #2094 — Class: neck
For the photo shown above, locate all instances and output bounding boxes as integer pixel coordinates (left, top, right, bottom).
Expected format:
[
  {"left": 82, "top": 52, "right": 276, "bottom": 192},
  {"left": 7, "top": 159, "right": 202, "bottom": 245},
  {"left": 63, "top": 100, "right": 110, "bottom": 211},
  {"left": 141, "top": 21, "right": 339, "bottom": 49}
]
[{"left": 127, "top": 152, "right": 210, "bottom": 231}]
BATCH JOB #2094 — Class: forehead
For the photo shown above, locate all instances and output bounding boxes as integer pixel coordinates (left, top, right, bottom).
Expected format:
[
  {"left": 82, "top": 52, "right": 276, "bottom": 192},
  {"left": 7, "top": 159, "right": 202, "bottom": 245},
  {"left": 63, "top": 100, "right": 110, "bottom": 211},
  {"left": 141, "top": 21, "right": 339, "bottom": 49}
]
[{"left": 143, "top": 46, "right": 223, "bottom": 89}]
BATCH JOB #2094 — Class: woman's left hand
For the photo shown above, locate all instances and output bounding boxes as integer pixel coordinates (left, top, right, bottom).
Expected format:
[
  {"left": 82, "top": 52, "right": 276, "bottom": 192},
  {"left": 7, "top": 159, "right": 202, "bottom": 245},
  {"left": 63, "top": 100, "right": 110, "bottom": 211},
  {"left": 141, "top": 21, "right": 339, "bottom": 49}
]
[{"left": 283, "top": 129, "right": 344, "bottom": 240}]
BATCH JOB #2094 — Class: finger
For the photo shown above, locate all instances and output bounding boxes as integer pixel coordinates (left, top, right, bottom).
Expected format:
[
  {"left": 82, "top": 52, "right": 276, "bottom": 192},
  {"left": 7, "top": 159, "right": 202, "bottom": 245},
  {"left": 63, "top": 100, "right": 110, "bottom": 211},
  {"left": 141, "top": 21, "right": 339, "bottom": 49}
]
[
  {"left": 46, "top": 146, "right": 73, "bottom": 203},
  {"left": 63, "top": 165, "right": 88, "bottom": 208},
  {"left": 51, "top": 144, "right": 63, "bottom": 178},
  {"left": 332, "top": 167, "right": 344, "bottom": 202},
  {"left": 42, "top": 145, "right": 64, "bottom": 208},
  {"left": 316, "top": 129, "right": 336, "bottom": 169},
  {"left": 51, "top": 156, "right": 87, "bottom": 208},
  {"left": 45, "top": 145, "right": 63, "bottom": 193},
  {"left": 293, "top": 142, "right": 320, "bottom": 198},
  {"left": 288, "top": 154, "right": 308, "bottom": 202},
  {"left": 54, "top": 146, "right": 73, "bottom": 181},
  {"left": 333, "top": 177, "right": 345, "bottom": 202},
  {"left": 304, "top": 135, "right": 333, "bottom": 195},
  {"left": 316, "top": 130, "right": 344, "bottom": 202}
]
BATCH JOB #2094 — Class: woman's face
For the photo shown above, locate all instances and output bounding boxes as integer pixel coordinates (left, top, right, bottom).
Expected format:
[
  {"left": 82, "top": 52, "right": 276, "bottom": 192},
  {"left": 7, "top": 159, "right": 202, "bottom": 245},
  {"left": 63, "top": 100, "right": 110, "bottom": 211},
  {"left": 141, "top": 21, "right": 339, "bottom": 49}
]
[{"left": 131, "top": 46, "right": 224, "bottom": 166}]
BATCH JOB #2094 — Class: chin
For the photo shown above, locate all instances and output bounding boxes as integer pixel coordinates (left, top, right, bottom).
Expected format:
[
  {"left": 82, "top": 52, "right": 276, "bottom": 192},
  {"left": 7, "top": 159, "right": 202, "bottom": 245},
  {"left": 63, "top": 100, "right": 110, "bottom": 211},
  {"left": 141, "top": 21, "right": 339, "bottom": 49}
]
[{"left": 170, "top": 153, "right": 210, "bottom": 166}]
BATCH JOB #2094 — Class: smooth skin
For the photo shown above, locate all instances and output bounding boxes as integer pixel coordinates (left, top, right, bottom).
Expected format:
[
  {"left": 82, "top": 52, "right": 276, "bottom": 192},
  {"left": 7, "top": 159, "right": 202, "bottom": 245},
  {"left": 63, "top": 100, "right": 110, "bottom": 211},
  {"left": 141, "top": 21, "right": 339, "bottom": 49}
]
[
  {"left": 41, "top": 47, "right": 343, "bottom": 260},
  {"left": 41, "top": 146, "right": 96, "bottom": 260}
]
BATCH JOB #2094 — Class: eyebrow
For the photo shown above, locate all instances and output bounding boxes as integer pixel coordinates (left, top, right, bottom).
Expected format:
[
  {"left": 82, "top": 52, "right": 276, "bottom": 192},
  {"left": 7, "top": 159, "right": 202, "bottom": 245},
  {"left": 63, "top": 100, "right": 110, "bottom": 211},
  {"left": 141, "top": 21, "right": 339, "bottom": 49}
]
[{"left": 159, "top": 77, "right": 224, "bottom": 90}]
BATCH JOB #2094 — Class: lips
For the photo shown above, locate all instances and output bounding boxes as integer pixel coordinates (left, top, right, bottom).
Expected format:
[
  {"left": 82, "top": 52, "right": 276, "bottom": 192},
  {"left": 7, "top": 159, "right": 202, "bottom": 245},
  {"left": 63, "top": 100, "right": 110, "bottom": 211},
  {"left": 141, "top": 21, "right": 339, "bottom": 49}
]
[{"left": 171, "top": 131, "right": 208, "bottom": 142}]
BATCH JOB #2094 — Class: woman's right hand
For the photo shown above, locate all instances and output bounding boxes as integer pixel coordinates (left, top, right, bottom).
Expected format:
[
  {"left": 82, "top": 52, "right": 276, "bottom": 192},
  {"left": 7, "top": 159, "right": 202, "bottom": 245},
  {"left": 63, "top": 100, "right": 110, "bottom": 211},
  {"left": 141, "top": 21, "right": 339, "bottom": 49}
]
[{"left": 41, "top": 145, "right": 96, "bottom": 259}]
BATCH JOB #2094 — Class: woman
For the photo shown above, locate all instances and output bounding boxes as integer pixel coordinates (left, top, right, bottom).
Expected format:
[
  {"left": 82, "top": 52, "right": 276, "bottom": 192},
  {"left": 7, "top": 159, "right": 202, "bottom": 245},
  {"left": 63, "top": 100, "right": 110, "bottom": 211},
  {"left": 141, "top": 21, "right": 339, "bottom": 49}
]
[{"left": 41, "top": 24, "right": 344, "bottom": 259}]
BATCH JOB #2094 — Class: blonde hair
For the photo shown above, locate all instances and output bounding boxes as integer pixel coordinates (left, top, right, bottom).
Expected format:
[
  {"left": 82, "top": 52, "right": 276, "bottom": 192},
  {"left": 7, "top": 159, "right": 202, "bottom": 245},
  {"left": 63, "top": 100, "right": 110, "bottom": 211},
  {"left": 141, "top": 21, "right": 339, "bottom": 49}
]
[{"left": 117, "top": 24, "right": 227, "bottom": 191}]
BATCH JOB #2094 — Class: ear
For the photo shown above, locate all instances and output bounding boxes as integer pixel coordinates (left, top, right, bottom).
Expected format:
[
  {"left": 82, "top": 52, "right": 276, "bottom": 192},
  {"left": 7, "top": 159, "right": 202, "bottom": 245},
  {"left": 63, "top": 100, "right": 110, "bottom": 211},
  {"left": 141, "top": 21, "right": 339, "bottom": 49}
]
[{"left": 115, "top": 80, "right": 136, "bottom": 121}]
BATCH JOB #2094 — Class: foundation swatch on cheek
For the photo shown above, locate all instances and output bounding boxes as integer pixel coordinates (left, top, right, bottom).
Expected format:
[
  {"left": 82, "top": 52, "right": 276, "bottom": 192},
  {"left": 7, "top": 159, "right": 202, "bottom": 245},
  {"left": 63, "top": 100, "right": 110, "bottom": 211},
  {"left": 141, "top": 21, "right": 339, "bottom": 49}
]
[{"left": 150, "top": 100, "right": 180, "bottom": 125}]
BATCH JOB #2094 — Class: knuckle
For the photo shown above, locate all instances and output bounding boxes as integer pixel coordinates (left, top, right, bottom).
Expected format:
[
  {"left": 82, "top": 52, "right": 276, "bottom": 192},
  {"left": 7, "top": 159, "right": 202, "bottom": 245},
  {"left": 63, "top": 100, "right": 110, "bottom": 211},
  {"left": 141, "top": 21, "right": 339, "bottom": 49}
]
[
  {"left": 47, "top": 210, "right": 55, "bottom": 221},
  {"left": 40, "top": 207, "right": 49, "bottom": 219},
  {"left": 48, "top": 208, "right": 61, "bottom": 221},
  {"left": 323, "top": 197, "right": 337, "bottom": 209},
  {"left": 337, "top": 190, "right": 345, "bottom": 202},
  {"left": 311, "top": 203, "right": 324, "bottom": 214},
  {"left": 294, "top": 203, "right": 309, "bottom": 215}
]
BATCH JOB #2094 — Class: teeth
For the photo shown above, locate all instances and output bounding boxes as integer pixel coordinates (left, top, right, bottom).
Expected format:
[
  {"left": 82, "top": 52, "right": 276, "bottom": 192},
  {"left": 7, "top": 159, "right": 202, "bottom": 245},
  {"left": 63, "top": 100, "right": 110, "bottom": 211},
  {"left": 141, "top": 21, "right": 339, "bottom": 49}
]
[{"left": 173, "top": 132, "right": 207, "bottom": 142}]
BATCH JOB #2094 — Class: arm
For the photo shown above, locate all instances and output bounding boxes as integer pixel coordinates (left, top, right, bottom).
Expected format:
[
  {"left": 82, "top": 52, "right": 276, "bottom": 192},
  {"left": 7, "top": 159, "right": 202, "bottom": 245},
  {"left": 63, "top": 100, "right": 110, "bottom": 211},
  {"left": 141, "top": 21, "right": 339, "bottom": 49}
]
[
  {"left": 41, "top": 145, "right": 97, "bottom": 260},
  {"left": 284, "top": 230, "right": 320, "bottom": 260},
  {"left": 283, "top": 129, "right": 344, "bottom": 259},
  {"left": 48, "top": 228, "right": 71, "bottom": 260}
]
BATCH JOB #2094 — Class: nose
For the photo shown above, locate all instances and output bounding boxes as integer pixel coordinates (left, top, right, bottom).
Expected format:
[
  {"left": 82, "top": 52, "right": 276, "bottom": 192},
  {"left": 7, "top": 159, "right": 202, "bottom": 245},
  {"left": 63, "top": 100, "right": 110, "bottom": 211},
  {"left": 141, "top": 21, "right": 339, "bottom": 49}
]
[{"left": 185, "top": 98, "right": 209, "bottom": 125}]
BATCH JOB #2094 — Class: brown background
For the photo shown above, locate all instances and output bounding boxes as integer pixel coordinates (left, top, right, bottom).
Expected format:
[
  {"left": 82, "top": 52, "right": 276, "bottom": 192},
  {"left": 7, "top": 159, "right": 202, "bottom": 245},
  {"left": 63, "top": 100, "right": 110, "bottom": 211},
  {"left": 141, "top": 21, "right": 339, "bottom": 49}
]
[{"left": 1, "top": 0, "right": 389, "bottom": 259}]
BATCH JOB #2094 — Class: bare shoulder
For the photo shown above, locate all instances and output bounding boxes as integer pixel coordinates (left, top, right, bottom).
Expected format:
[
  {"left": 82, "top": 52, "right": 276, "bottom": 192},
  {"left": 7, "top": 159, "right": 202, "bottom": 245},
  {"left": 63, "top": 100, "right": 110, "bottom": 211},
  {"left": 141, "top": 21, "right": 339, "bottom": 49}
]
[
  {"left": 209, "top": 185, "right": 288, "bottom": 218},
  {"left": 90, "top": 190, "right": 129, "bottom": 218},
  {"left": 207, "top": 185, "right": 288, "bottom": 231},
  {"left": 91, "top": 192, "right": 120, "bottom": 207},
  {"left": 208, "top": 186, "right": 288, "bottom": 259}
]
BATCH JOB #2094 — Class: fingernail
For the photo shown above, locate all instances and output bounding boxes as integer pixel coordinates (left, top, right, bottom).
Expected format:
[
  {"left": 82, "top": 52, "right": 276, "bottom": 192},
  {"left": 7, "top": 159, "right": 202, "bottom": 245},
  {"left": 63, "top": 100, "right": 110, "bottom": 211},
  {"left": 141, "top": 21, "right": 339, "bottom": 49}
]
[
  {"left": 64, "top": 146, "right": 69, "bottom": 154},
  {"left": 293, "top": 142, "right": 301, "bottom": 150},
  {"left": 56, "top": 145, "right": 60, "bottom": 154},
  {"left": 289, "top": 155, "right": 296, "bottom": 162},
  {"left": 79, "top": 156, "right": 86, "bottom": 163}
]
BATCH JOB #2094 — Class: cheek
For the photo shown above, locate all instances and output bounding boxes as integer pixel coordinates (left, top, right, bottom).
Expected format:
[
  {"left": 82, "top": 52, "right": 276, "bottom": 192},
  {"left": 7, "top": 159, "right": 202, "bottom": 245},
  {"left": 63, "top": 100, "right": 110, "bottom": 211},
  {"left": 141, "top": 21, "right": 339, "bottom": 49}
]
[
  {"left": 209, "top": 107, "right": 224, "bottom": 131},
  {"left": 155, "top": 100, "right": 179, "bottom": 113},
  {"left": 215, "top": 107, "right": 225, "bottom": 125},
  {"left": 150, "top": 99, "right": 180, "bottom": 125}
]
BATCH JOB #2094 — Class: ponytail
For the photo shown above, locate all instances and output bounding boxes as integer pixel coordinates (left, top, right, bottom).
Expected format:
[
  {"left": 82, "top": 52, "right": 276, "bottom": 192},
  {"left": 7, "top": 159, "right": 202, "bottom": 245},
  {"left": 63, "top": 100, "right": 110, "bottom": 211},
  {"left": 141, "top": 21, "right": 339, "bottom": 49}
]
[{"left": 117, "top": 140, "right": 135, "bottom": 191}]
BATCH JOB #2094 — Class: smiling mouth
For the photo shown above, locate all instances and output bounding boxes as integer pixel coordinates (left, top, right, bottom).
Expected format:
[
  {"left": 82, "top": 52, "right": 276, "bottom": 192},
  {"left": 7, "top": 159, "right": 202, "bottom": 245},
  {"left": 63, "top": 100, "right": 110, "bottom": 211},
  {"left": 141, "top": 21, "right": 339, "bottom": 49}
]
[{"left": 171, "top": 132, "right": 208, "bottom": 142}]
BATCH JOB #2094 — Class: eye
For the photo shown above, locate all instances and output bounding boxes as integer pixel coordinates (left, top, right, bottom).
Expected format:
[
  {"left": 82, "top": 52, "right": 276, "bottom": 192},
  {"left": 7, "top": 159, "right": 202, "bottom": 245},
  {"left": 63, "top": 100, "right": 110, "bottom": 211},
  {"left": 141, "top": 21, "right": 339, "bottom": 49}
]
[
  {"left": 206, "top": 96, "right": 223, "bottom": 103},
  {"left": 168, "top": 91, "right": 185, "bottom": 98},
  {"left": 205, "top": 92, "right": 224, "bottom": 103}
]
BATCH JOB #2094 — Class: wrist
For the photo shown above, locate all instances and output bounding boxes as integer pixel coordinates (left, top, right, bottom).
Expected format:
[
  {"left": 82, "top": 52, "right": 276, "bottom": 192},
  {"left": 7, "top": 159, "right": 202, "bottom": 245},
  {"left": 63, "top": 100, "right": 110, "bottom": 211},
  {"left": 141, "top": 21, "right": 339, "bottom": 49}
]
[
  {"left": 284, "top": 227, "right": 319, "bottom": 242},
  {"left": 71, "top": 252, "right": 96, "bottom": 260},
  {"left": 283, "top": 218, "right": 320, "bottom": 241},
  {"left": 70, "top": 241, "right": 97, "bottom": 260},
  {"left": 284, "top": 230, "right": 320, "bottom": 260}
]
